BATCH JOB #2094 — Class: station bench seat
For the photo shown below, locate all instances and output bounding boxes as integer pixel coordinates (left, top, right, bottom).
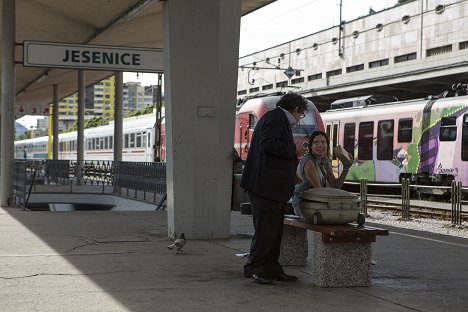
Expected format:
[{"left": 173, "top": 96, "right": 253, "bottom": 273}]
[{"left": 279, "top": 217, "right": 389, "bottom": 287}]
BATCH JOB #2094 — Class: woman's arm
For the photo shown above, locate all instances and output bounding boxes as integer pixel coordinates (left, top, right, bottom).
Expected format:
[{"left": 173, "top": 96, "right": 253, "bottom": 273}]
[
  {"left": 303, "top": 159, "right": 323, "bottom": 188},
  {"left": 327, "top": 163, "right": 350, "bottom": 189}
]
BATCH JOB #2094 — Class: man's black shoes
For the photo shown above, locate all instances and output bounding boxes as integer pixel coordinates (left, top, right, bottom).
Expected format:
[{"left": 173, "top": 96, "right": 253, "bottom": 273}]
[
  {"left": 270, "top": 273, "right": 298, "bottom": 281},
  {"left": 251, "top": 273, "right": 273, "bottom": 285}
]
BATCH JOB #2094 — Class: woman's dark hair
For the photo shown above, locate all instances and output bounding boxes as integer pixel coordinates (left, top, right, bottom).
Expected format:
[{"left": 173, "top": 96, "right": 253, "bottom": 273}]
[
  {"left": 276, "top": 92, "right": 308, "bottom": 113},
  {"left": 307, "top": 130, "right": 330, "bottom": 158}
]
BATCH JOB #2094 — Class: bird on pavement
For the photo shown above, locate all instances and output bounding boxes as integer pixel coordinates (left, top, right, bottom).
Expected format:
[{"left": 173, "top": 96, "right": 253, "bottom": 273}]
[{"left": 167, "top": 233, "right": 186, "bottom": 254}]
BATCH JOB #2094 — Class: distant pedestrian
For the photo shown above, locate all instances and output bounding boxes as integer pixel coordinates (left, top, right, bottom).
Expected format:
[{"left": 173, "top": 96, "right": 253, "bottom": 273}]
[{"left": 240, "top": 92, "right": 308, "bottom": 284}]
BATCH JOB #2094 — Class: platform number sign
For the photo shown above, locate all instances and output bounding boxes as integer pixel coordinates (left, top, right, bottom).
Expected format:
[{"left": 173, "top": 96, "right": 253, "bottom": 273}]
[{"left": 284, "top": 66, "right": 296, "bottom": 79}]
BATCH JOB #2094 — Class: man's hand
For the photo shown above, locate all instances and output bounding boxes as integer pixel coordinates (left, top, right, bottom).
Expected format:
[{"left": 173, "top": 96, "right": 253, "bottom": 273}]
[{"left": 295, "top": 142, "right": 308, "bottom": 156}]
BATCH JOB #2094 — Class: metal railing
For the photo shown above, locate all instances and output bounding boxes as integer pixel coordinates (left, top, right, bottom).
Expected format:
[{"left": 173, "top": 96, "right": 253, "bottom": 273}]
[
  {"left": 355, "top": 179, "right": 467, "bottom": 225},
  {"left": 13, "top": 160, "right": 167, "bottom": 208}
]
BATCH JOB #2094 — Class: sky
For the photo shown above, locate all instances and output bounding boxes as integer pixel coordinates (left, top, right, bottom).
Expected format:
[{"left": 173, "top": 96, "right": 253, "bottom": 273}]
[{"left": 124, "top": 0, "right": 398, "bottom": 86}]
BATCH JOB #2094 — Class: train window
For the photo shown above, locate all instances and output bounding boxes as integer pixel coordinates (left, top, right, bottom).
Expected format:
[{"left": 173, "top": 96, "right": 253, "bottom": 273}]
[
  {"left": 440, "top": 116, "right": 457, "bottom": 141},
  {"left": 358, "top": 122, "right": 374, "bottom": 160},
  {"left": 147, "top": 133, "right": 150, "bottom": 148},
  {"left": 332, "top": 124, "right": 338, "bottom": 160},
  {"left": 462, "top": 114, "right": 468, "bottom": 161},
  {"left": 326, "top": 125, "right": 331, "bottom": 138},
  {"left": 110, "top": 136, "right": 113, "bottom": 149},
  {"left": 104, "top": 137, "right": 108, "bottom": 149},
  {"left": 377, "top": 120, "right": 394, "bottom": 160},
  {"left": 92, "top": 138, "right": 97, "bottom": 150},
  {"left": 130, "top": 133, "right": 135, "bottom": 148},
  {"left": 343, "top": 123, "right": 356, "bottom": 157},
  {"left": 87, "top": 139, "right": 91, "bottom": 150},
  {"left": 398, "top": 118, "right": 413, "bottom": 142},
  {"left": 125, "top": 134, "right": 129, "bottom": 148},
  {"left": 248, "top": 114, "right": 258, "bottom": 129},
  {"left": 294, "top": 106, "right": 318, "bottom": 136},
  {"left": 142, "top": 132, "right": 147, "bottom": 147},
  {"left": 136, "top": 133, "right": 142, "bottom": 148}
]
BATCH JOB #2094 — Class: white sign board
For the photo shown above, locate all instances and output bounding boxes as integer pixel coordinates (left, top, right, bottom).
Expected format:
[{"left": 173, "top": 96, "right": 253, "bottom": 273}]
[{"left": 23, "top": 41, "right": 163, "bottom": 72}]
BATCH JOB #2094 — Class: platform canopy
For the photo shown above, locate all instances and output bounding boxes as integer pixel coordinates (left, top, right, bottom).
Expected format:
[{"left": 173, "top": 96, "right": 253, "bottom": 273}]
[{"left": 0, "top": 0, "right": 274, "bottom": 108}]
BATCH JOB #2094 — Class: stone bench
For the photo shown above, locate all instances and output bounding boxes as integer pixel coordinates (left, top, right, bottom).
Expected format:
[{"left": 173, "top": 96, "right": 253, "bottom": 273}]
[{"left": 279, "top": 217, "right": 389, "bottom": 287}]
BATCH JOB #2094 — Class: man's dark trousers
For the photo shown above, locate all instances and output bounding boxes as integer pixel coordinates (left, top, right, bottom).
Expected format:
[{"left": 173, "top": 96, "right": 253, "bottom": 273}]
[{"left": 244, "top": 191, "right": 285, "bottom": 277}]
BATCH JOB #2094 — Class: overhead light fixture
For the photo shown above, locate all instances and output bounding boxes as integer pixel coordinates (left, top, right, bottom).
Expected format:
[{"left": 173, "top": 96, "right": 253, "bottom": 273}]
[{"left": 124, "top": 0, "right": 155, "bottom": 22}]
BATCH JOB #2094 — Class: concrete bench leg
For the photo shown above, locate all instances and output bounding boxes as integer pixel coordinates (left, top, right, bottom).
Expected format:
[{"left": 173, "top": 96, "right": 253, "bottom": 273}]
[
  {"left": 311, "top": 232, "right": 372, "bottom": 287},
  {"left": 279, "top": 224, "right": 308, "bottom": 266}
]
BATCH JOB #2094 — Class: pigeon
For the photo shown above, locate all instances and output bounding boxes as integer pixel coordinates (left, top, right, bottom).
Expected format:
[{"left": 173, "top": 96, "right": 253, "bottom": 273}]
[{"left": 167, "top": 233, "right": 186, "bottom": 254}]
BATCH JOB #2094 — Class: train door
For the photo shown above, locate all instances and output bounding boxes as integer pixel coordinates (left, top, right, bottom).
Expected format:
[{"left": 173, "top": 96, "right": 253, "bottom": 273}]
[
  {"left": 145, "top": 128, "right": 154, "bottom": 162},
  {"left": 325, "top": 121, "right": 340, "bottom": 176}
]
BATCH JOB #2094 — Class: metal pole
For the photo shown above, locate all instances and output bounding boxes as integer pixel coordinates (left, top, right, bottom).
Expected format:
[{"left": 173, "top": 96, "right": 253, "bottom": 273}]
[
  {"left": 114, "top": 72, "right": 123, "bottom": 162},
  {"left": 360, "top": 178, "right": 367, "bottom": 215},
  {"left": 451, "top": 180, "right": 456, "bottom": 224},
  {"left": 338, "top": 0, "right": 343, "bottom": 56},
  {"left": 1, "top": 0, "right": 16, "bottom": 206},
  {"left": 457, "top": 182, "right": 462, "bottom": 225},
  {"left": 77, "top": 71, "right": 85, "bottom": 185},
  {"left": 53, "top": 84, "right": 60, "bottom": 160},
  {"left": 154, "top": 73, "right": 163, "bottom": 162}
]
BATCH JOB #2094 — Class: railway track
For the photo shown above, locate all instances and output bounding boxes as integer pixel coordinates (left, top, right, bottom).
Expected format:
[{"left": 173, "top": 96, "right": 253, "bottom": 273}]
[{"left": 365, "top": 198, "right": 468, "bottom": 222}]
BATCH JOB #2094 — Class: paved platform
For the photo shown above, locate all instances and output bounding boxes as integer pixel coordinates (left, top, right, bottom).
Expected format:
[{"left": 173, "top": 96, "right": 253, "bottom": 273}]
[{"left": 1, "top": 207, "right": 467, "bottom": 312}]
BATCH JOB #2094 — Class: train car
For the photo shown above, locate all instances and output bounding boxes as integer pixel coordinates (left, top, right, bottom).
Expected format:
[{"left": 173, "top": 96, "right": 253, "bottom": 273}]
[
  {"left": 321, "top": 90, "right": 468, "bottom": 192},
  {"left": 15, "top": 113, "right": 157, "bottom": 162},
  {"left": 234, "top": 93, "right": 325, "bottom": 161},
  {"left": 15, "top": 136, "right": 48, "bottom": 160}
]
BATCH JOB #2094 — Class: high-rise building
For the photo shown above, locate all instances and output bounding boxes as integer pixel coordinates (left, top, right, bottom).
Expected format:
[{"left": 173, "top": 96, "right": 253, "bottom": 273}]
[{"left": 57, "top": 76, "right": 157, "bottom": 132}]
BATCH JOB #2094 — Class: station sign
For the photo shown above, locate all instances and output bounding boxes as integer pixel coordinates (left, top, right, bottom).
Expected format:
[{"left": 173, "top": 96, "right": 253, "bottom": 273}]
[
  {"left": 14, "top": 104, "right": 49, "bottom": 117},
  {"left": 23, "top": 41, "right": 163, "bottom": 73}
]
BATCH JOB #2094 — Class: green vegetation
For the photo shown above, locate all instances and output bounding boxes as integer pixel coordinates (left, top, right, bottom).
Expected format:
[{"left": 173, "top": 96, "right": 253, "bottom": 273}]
[{"left": 16, "top": 130, "right": 32, "bottom": 141}]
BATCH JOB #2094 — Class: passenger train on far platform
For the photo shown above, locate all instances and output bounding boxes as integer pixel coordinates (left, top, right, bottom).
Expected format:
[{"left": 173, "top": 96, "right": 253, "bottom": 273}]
[
  {"left": 15, "top": 93, "right": 325, "bottom": 163},
  {"left": 15, "top": 113, "right": 158, "bottom": 162},
  {"left": 321, "top": 85, "right": 468, "bottom": 192}
]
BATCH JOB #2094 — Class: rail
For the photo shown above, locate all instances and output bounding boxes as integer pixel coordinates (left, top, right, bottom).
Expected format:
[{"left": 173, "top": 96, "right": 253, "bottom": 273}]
[
  {"left": 12, "top": 160, "right": 167, "bottom": 208},
  {"left": 354, "top": 179, "right": 467, "bottom": 225}
]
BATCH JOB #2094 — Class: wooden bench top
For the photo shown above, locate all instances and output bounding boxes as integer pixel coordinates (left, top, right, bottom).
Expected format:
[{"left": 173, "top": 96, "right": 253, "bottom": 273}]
[{"left": 284, "top": 217, "right": 389, "bottom": 243}]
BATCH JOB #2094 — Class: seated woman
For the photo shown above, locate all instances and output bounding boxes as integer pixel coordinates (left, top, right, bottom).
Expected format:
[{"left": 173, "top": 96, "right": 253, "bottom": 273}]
[{"left": 291, "top": 131, "right": 352, "bottom": 216}]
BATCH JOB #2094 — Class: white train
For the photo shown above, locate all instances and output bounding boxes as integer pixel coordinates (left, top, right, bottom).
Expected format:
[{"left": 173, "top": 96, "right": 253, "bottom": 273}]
[
  {"left": 320, "top": 90, "right": 468, "bottom": 190},
  {"left": 15, "top": 113, "right": 159, "bottom": 162}
]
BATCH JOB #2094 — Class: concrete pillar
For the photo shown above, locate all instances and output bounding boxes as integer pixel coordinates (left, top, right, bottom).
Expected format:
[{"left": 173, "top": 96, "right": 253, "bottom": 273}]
[
  {"left": 52, "top": 84, "right": 60, "bottom": 160},
  {"left": 162, "top": 0, "right": 241, "bottom": 239},
  {"left": 114, "top": 72, "right": 123, "bottom": 162},
  {"left": 0, "top": 0, "right": 15, "bottom": 206}
]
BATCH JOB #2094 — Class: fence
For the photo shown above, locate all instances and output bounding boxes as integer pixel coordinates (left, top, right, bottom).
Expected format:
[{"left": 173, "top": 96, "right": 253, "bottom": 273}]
[
  {"left": 13, "top": 160, "right": 167, "bottom": 208},
  {"left": 355, "top": 179, "right": 467, "bottom": 225}
]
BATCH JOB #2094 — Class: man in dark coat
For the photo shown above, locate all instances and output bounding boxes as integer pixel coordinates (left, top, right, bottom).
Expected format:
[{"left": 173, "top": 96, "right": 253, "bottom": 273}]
[{"left": 241, "top": 92, "right": 308, "bottom": 284}]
